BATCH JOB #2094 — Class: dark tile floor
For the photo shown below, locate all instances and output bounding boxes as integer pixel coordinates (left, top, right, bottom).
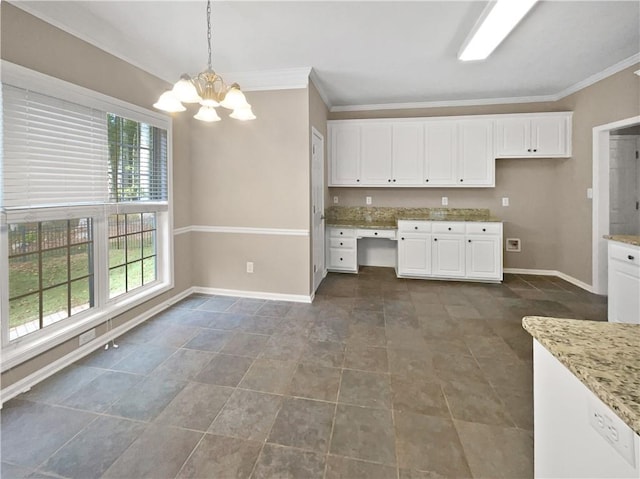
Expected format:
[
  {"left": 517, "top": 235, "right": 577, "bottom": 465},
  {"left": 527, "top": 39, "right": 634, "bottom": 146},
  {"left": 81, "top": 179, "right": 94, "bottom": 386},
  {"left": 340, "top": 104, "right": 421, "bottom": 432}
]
[{"left": 1, "top": 269, "right": 607, "bottom": 479}]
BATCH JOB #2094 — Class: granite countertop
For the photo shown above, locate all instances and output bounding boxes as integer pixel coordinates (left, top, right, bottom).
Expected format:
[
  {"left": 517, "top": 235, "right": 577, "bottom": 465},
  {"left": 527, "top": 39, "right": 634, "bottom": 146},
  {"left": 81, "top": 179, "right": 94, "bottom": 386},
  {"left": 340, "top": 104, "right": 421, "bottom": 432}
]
[
  {"left": 604, "top": 235, "right": 640, "bottom": 247},
  {"left": 522, "top": 316, "right": 640, "bottom": 436},
  {"left": 325, "top": 206, "right": 501, "bottom": 229}
]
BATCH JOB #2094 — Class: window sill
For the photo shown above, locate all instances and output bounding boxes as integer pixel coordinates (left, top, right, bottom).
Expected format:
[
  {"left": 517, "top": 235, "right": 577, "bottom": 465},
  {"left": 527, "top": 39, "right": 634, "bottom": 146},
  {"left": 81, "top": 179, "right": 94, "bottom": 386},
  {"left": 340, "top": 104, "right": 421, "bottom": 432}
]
[{"left": 1, "top": 281, "right": 173, "bottom": 372}]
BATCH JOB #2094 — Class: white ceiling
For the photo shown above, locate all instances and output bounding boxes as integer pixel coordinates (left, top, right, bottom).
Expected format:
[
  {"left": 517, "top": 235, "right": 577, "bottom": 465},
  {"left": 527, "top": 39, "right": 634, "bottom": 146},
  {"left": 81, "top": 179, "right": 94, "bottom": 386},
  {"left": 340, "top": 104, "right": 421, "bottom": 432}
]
[{"left": 12, "top": 1, "right": 640, "bottom": 110}]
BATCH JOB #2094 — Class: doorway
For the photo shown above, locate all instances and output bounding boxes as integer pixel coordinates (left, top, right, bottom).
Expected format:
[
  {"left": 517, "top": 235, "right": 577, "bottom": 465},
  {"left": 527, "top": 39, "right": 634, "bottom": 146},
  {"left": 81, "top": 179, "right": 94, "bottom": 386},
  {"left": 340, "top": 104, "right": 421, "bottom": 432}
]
[
  {"left": 311, "top": 127, "right": 325, "bottom": 294},
  {"left": 592, "top": 116, "right": 640, "bottom": 295}
]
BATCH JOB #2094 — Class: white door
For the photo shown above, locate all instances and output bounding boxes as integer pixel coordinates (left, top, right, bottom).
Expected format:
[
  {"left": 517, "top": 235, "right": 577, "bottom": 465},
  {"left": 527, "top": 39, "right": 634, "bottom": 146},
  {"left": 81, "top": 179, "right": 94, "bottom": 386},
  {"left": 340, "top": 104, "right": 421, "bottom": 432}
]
[
  {"left": 311, "top": 128, "right": 325, "bottom": 292},
  {"left": 496, "top": 118, "right": 530, "bottom": 157},
  {"left": 431, "top": 235, "right": 465, "bottom": 278},
  {"left": 360, "top": 124, "right": 393, "bottom": 185},
  {"left": 397, "top": 233, "right": 431, "bottom": 276},
  {"left": 465, "top": 235, "right": 501, "bottom": 280},
  {"left": 425, "top": 121, "right": 457, "bottom": 185},
  {"left": 458, "top": 119, "right": 495, "bottom": 186},
  {"left": 610, "top": 136, "right": 639, "bottom": 235},
  {"left": 392, "top": 123, "right": 424, "bottom": 185},
  {"left": 330, "top": 124, "right": 360, "bottom": 185},
  {"left": 532, "top": 116, "right": 567, "bottom": 156}
]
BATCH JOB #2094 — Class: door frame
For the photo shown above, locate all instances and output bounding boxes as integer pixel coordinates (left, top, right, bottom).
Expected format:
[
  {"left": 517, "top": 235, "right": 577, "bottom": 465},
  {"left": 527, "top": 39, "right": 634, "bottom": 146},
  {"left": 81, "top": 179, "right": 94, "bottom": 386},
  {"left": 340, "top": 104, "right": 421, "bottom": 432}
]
[
  {"left": 311, "top": 126, "right": 325, "bottom": 293},
  {"left": 592, "top": 115, "right": 640, "bottom": 295}
]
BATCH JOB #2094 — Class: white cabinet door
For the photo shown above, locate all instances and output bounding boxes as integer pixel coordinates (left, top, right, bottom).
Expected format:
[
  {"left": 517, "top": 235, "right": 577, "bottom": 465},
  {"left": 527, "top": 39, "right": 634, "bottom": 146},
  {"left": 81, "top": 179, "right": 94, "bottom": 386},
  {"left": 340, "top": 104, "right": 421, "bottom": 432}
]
[
  {"left": 330, "top": 124, "right": 360, "bottom": 185},
  {"left": 496, "top": 117, "right": 531, "bottom": 157},
  {"left": 360, "top": 124, "right": 392, "bottom": 185},
  {"left": 432, "top": 235, "right": 465, "bottom": 278},
  {"left": 465, "top": 235, "right": 502, "bottom": 280},
  {"left": 608, "top": 244, "right": 640, "bottom": 324},
  {"left": 458, "top": 119, "right": 495, "bottom": 186},
  {"left": 424, "top": 121, "right": 458, "bottom": 185},
  {"left": 397, "top": 233, "right": 431, "bottom": 277},
  {"left": 532, "top": 116, "right": 568, "bottom": 157},
  {"left": 392, "top": 123, "right": 424, "bottom": 185}
]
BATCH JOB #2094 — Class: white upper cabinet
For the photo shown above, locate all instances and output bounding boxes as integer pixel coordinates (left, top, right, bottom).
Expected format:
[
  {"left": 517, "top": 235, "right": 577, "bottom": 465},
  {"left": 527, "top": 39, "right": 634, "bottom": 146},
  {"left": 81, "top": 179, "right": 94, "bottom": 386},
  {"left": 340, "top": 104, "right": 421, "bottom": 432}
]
[
  {"left": 330, "top": 123, "right": 361, "bottom": 185},
  {"left": 496, "top": 113, "right": 572, "bottom": 158},
  {"left": 360, "top": 123, "right": 392, "bottom": 185},
  {"left": 457, "top": 119, "right": 495, "bottom": 186},
  {"left": 392, "top": 123, "right": 424, "bottom": 184},
  {"left": 424, "top": 120, "right": 457, "bottom": 185}
]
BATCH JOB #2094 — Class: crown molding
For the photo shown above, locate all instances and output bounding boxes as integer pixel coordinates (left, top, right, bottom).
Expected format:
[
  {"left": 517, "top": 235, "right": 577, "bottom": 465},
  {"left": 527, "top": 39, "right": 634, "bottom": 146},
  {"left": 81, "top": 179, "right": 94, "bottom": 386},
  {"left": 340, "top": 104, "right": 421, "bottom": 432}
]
[
  {"left": 309, "top": 68, "right": 332, "bottom": 110},
  {"left": 221, "top": 67, "right": 311, "bottom": 92},
  {"left": 554, "top": 53, "right": 640, "bottom": 100}
]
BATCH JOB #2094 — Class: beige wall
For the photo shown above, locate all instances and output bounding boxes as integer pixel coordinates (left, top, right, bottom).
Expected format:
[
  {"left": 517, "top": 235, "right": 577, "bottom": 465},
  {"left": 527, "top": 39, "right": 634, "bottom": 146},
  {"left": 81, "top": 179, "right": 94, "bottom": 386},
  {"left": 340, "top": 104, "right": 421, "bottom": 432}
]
[
  {"left": 189, "top": 88, "right": 311, "bottom": 296},
  {"left": 1, "top": 3, "right": 192, "bottom": 388},
  {"left": 555, "top": 64, "right": 640, "bottom": 283},
  {"left": 327, "top": 67, "right": 640, "bottom": 282}
]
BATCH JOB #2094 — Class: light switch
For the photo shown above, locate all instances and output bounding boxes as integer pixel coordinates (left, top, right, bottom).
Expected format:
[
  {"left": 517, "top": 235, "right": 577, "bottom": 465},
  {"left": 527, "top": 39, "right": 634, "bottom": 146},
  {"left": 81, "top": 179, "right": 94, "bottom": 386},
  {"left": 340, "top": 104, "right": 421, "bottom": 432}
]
[
  {"left": 333, "top": 196, "right": 339, "bottom": 204},
  {"left": 366, "top": 196, "right": 372, "bottom": 205},
  {"left": 502, "top": 197, "right": 509, "bottom": 207}
]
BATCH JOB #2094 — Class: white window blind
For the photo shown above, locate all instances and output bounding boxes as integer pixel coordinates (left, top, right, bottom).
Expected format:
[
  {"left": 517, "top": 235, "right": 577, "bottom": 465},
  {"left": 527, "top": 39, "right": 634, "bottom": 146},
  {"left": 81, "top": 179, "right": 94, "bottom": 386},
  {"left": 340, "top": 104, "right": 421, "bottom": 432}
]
[{"left": 2, "top": 84, "right": 109, "bottom": 211}]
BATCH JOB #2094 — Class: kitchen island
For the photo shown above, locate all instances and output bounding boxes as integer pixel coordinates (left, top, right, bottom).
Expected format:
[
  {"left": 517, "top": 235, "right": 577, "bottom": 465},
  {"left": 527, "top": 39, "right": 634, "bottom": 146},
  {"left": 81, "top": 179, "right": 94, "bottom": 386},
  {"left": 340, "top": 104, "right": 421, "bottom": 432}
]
[{"left": 523, "top": 316, "right": 640, "bottom": 478}]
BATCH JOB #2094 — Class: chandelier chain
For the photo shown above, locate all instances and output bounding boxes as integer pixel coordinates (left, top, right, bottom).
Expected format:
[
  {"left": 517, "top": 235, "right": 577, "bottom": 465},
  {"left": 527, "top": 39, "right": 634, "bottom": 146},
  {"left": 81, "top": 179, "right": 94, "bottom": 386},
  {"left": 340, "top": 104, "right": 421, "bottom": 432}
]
[{"left": 206, "top": 0, "right": 212, "bottom": 70}]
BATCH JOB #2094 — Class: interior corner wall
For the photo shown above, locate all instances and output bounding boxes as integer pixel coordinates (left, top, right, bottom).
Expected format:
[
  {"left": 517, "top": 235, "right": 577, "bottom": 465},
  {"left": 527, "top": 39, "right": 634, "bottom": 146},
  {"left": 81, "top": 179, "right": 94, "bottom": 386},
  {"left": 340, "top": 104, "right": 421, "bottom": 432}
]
[
  {"left": 189, "top": 88, "right": 312, "bottom": 297},
  {"left": 554, "top": 64, "right": 640, "bottom": 285},
  {"left": 0, "top": 3, "right": 192, "bottom": 388}
]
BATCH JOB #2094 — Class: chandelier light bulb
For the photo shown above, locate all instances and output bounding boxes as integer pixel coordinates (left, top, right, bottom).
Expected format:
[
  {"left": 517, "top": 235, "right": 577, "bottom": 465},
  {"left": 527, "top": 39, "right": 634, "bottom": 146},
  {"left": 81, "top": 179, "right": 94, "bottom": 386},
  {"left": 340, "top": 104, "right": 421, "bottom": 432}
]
[
  {"left": 194, "top": 105, "right": 222, "bottom": 122},
  {"left": 220, "top": 85, "right": 250, "bottom": 110},
  {"left": 153, "top": 90, "right": 186, "bottom": 112},
  {"left": 229, "top": 105, "right": 256, "bottom": 121},
  {"left": 172, "top": 75, "right": 202, "bottom": 103}
]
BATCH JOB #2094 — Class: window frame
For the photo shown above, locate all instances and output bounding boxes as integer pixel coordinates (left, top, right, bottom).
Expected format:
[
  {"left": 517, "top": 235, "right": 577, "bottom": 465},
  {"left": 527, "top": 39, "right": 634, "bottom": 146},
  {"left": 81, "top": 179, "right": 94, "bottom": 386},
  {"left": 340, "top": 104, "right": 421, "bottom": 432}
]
[{"left": 0, "top": 61, "right": 174, "bottom": 371}]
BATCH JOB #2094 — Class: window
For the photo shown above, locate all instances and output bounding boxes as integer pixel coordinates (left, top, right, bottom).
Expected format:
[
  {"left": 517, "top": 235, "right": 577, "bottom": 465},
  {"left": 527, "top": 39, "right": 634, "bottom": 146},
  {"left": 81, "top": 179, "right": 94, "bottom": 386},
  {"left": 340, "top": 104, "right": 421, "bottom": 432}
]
[{"left": 1, "top": 62, "right": 172, "bottom": 367}]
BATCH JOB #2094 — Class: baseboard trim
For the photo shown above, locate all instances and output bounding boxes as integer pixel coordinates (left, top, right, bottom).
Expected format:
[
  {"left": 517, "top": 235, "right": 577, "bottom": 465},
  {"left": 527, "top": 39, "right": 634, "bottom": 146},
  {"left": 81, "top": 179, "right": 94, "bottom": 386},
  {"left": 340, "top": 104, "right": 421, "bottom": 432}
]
[
  {"left": 504, "top": 268, "right": 594, "bottom": 293},
  {"left": 193, "top": 286, "right": 313, "bottom": 304},
  {"left": 0, "top": 287, "right": 195, "bottom": 407}
]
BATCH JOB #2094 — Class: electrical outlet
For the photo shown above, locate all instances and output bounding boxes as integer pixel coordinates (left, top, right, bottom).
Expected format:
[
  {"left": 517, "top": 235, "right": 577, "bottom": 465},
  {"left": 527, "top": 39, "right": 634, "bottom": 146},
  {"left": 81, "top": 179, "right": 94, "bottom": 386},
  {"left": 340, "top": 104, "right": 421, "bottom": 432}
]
[
  {"left": 587, "top": 188, "right": 593, "bottom": 199},
  {"left": 246, "top": 261, "right": 254, "bottom": 273},
  {"left": 441, "top": 197, "right": 448, "bottom": 206},
  {"left": 366, "top": 196, "right": 372, "bottom": 205},
  {"left": 333, "top": 196, "right": 339, "bottom": 204},
  {"left": 502, "top": 197, "right": 510, "bottom": 207},
  {"left": 79, "top": 328, "right": 96, "bottom": 346},
  {"left": 588, "top": 398, "right": 636, "bottom": 467}
]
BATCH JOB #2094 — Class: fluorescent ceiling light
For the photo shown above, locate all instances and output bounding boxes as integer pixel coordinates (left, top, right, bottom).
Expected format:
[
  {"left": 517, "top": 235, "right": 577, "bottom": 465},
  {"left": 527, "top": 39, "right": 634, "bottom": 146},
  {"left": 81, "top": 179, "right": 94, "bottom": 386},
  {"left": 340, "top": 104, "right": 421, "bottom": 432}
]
[{"left": 459, "top": 0, "right": 539, "bottom": 62}]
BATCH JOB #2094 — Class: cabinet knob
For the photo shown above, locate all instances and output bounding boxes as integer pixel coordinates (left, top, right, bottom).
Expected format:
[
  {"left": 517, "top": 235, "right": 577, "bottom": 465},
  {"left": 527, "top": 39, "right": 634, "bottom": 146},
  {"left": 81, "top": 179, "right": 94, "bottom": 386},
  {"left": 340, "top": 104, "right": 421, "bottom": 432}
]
[
  {"left": 527, "top": 149, "right": 532, "bottom": 152},
  {"left": 393, "top": 179, "right": 396, "bottom": 182},
  {"left": 388, "top": 179, "right": 391, "bottom": 182},
  {"left": 533, "top": 149, "right": 537, "bottom": 152},
  {"left": 434, "top": 238, "right": 438, "bottom": 242},
  {"left": 401, "top": 237, "right": 405, "bottom": 240},
  {"left": 356, "top": 179, "right": 360, "bottom": 182},
  {"left": 629, "top": 255, "right": 635, "bottom": 261},
  {"left": 482, "top": 228, "right": 486, "bottom": 232},
  {"left": 468, "top": 239, "right": 471, "bottom": 243},
  {"left": 340, "top": 258, "right": 343, "bottom": 261},
  {"left": 340, "top": 232, "right": 343, "bottom": 235},
  {"left": 374, "top": 232, "right": 378, "bottom": 235},
  {"left": 340, "top": 242, "right": 343, "bottom": 246},
  {"left": 448, "top": 227, "right": 452, "bottom": 231},
  {"left": 414, "top": 226, "right": 418, "bottom": 230},
  {"left": 425, "top": 179, "right": 429, "bottom": 183},
  {"left": 460, "top": 179, "right": 464, "bottom": 182}
]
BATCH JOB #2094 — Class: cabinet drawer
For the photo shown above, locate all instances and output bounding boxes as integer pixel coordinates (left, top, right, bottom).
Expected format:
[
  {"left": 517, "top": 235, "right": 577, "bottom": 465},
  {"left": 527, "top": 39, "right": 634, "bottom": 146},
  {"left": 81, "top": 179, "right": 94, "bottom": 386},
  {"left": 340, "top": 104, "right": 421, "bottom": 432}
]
[
  {"left": 432, "top": 222, "right": 465, "bottom": 234},
  {"left": 466, "top": 223, "right": 502, "bottom": 235},
  {"left": 328, "top": 248, "right": 357, "bottom": 270},
  {"left": 609, "top": 243, "right": 640, "bottom": 266},
  {"left": 397, "top": 220, "right": 431, "bottom": 233},
  {"left": 327, "top": 228, "right": 357, "bottom": 238},
  {"left": 329, "top": 238, "right": 356, "bottom": 249},
  {"left": 356, "top": 228, "right": 396, "bottom": 239}
]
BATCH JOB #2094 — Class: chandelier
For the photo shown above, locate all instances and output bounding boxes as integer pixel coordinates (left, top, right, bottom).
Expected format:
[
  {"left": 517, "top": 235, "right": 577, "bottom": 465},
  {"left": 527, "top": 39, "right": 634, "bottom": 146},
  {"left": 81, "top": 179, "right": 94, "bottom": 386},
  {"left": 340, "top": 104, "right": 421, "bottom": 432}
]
[{"left": 153, "top": 0, "right": 256, "bottom": 122}]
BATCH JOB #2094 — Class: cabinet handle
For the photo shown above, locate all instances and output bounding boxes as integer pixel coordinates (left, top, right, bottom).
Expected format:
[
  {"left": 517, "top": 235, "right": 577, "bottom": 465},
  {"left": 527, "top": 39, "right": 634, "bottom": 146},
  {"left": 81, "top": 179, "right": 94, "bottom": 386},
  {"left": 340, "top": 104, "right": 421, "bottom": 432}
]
[
  {"left": 629, "top": 255, "right": 635, "bottom": 260},
  {"left": 356, "top": 179, "right": 360, "bottom": 182},
  {"left": 340, "top": 232, "right": 343, "bottom": 235},
  {"left": 393, "top": 179, "right": 396, "bottom": 182},
  {"left": 533, "top": 149, "right": 537, "bottom": 152},
  {"left": 527, "top": 148, "right": 532, "bottom": 152},
  {"left": 414, "top": 226, "right": 418, "bottom": 230},
  {"left": 460, "top": 179, "right": 464, "bottom": 182},
  {"left": 448, "top": 227, "right": 452, "bottom": 231},
  {"left": 401, "top": 237, "right": 405, "bottom": 240},
  {"left": 482, "top": 228, "right": 486, "bottom": 232},
  {"left": 425, "top": 179, "right": 429, "bottom": 183},
  {"left": 468, "top": 239, "right": 471, "bottom": 243},
  {"left": 388, "top": 179, "right": 391, "bottom": 182},
  {"left": 434, "top": 238, "right": 438, "bottom": 242},
  {"left": 340, "top": 258, "right": 343, "bottom": 261},
  {"left": 340, "top": 242, "right": 343, "bottom": 246},
  {"left": 374, "top": 232, "right": 378, "bottom": 236}
]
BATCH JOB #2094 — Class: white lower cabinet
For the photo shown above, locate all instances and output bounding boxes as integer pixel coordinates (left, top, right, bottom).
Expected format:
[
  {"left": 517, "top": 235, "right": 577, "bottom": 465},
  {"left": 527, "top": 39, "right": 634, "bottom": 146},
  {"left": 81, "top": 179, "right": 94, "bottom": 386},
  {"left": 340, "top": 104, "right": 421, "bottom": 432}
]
[
  {"left": 465, "top": 235, "right": 502, "bottom": 280},
  {"left": 326, "top": 228, "right": 358, "bottom": 273},
  {"left": 431, "top": 235, "right": 466, "bottom": 278},
  {"left": 608, "top": 241, "right": 640, "bottom": 324},
  {"left": 397, "top": 233, "right": 431, "bottom": 276}
]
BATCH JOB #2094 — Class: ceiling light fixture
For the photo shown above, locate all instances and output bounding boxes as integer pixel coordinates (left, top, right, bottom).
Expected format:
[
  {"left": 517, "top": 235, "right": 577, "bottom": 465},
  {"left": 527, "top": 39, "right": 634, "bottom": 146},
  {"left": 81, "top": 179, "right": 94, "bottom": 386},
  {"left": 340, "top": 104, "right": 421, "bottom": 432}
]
[
  {"left": 458, "top": 0, "right": 539, "bottom": 62},
  {"left": 154, "top": 0, "right": 255, "bottom": 121}
]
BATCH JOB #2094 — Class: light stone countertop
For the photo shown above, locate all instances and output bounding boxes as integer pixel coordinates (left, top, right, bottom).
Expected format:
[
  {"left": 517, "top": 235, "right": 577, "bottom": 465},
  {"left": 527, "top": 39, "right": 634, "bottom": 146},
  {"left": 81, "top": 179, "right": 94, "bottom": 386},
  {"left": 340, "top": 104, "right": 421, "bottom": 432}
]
[
  {"left": 604, "top": 235, "right": 640, "bottom": 247},
  {"left": 522, "top": 316, "right": 640, "bottom": 436}
]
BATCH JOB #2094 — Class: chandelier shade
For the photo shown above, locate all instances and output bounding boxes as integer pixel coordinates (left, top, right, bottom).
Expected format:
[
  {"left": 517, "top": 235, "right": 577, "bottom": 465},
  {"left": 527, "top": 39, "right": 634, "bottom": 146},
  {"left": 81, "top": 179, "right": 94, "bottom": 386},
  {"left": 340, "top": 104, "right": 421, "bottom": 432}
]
[{"left": 154, "top": 0, "right": 255, "bottom": 122}]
